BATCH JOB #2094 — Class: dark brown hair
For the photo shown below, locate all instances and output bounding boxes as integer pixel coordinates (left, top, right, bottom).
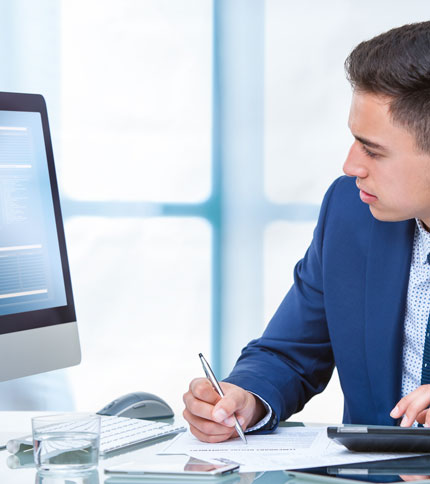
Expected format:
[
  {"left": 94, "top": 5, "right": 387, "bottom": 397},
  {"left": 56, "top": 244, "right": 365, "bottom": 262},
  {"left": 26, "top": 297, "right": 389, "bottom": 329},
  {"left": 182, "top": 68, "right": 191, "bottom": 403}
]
[{"left": 345, "top": 22, "right": 430, "bottom": 153}]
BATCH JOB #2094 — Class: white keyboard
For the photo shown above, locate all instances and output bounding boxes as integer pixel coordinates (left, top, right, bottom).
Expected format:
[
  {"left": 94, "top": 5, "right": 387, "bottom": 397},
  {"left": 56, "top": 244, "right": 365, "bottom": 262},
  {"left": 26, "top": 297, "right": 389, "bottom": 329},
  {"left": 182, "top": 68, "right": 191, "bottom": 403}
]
[
  {"left": 6, "top": 415, "right": 186, "bottom": 456},
  {"left": 99, "top": 415, "right": 185, "bottom": 454}
]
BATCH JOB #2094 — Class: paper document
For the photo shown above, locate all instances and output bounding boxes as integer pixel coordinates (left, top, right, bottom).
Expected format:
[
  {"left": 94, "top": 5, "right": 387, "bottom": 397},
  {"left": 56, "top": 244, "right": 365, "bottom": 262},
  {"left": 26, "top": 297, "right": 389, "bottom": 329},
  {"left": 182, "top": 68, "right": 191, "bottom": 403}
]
[
  {"left": 163, "top": 426, "right": 322, "bottom": 454},
  {"left": 161, "top": 426, "right": 418, "bottom": 473}
]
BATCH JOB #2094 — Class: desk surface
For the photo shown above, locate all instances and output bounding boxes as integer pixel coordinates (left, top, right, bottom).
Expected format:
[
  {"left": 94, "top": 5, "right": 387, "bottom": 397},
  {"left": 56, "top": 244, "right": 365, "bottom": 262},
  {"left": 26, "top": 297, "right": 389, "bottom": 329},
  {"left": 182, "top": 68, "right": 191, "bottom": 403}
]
[
  {"left": 5, "top": 414, "right": 427, "bottom": 484},
  {"left": 0, "top": 411, "right": 289, "bottom": 484}
]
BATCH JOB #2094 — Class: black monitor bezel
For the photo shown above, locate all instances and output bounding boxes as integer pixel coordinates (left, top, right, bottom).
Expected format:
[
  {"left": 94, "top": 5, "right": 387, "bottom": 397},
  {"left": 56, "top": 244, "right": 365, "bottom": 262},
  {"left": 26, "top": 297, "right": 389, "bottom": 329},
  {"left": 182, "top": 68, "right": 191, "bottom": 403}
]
[{"left": 0, "top": 91, "right": 76, "bottom": 335}]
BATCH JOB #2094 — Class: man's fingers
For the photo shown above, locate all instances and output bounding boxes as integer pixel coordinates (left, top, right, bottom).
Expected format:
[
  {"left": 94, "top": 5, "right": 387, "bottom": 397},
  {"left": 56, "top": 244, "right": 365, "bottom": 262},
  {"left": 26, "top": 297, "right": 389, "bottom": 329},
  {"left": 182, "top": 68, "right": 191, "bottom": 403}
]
[
  {"left": 425, "top": 410, "right": 430, "bottom": 428},
  {"left": 187, "top": 379, "right": 248, "bottom": 426},
  {"left": 212, "top": 384, "right": 248, "bottom": 424},
  {"left": 398, "top": 386, "right": 430, "bottom": 427},
  {"left": 183, "top": 378, "right": 256, "bottom": 443},
  {"left": 391, "top": 394, "right": 413, "bottom": 419},
  {"left": 415, "top": 409, "right": 430, "bottom": 428},
  {"left": 391, "top": 385, "right": 430, "bottom": 425},
  {"left": 183, "top": 408, "right": 236, "bottom": 438},
  {"left": 189, "top": 378, "right": 221, "bottom": 405},
  {"left": 188, "top": 422, "right": 235, "bottom": 443},
  {"left": 183, "top": 390, "right": 221, "bottom": 421},
  {"left": 416, "top": 409, "right": 426, "bottom": 423}
]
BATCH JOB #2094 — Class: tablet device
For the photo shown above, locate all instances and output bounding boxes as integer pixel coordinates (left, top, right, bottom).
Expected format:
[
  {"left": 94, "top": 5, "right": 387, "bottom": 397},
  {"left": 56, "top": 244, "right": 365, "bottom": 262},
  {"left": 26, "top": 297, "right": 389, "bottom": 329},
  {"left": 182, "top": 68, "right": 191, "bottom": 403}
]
[
  {"left": 104, "top": 455, "right": 239, "bottom": 479},
  {"left": 327, "top": 426, "right": 430, "bottom": 452},
  {"left": 287, "top": 455, "right": 430, "bottom": 484}
]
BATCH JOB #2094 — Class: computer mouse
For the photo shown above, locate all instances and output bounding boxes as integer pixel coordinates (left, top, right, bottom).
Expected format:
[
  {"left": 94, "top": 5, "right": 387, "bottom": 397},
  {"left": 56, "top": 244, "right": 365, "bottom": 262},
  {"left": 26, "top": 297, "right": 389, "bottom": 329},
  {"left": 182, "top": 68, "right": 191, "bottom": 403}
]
[{"left": 97, "top": 392, "right": 174, "bottom": 420}]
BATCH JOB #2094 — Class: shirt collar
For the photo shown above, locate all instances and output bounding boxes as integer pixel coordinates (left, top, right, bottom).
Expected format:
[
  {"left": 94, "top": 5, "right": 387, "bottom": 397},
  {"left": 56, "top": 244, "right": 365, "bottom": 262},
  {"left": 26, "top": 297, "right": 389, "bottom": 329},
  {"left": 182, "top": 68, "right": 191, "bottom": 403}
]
[{"left": 415, "top": 219, "right": 430, "bottom": 265}]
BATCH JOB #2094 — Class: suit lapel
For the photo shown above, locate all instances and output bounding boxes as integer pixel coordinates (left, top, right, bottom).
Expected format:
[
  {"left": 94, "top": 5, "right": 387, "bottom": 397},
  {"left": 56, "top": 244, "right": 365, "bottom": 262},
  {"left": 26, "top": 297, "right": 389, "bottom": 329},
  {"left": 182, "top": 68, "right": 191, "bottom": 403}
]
[{"left": 364, "top": 218, "right": 415, "bottom": 423}]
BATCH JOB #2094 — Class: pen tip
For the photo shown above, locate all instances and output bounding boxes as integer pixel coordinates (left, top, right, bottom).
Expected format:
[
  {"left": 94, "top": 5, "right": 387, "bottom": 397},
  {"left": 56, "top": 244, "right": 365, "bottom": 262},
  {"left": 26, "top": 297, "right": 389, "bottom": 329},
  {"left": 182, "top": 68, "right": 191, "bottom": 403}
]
[{"left": 198, "top": 353, "right": 203, "bottom": 358}]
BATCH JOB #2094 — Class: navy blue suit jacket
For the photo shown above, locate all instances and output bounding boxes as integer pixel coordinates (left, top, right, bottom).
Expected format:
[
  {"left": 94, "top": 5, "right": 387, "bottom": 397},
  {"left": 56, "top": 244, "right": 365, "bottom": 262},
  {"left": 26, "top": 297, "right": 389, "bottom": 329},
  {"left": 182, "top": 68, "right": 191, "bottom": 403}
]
[{"left": 224, "top": 176, "right": 416, "bottom": 428}]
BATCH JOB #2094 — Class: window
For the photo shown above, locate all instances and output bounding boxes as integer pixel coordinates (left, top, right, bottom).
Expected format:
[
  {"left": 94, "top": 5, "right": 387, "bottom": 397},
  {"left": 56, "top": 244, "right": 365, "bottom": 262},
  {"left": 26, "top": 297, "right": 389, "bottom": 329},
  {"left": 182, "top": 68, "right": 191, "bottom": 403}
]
[{"left": 60, "top": 0, "right": 213, "bottom": 413}]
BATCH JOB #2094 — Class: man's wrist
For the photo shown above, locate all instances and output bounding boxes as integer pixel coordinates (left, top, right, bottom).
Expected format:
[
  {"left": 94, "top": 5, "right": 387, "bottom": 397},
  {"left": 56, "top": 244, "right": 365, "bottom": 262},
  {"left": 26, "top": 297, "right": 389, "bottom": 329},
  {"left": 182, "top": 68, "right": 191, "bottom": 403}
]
[
  {"left": 246, "top": 392, "right": 275, "bottom": 432},
  {"left": 248, "top": 392, "right": 267, "bottom": 428}
]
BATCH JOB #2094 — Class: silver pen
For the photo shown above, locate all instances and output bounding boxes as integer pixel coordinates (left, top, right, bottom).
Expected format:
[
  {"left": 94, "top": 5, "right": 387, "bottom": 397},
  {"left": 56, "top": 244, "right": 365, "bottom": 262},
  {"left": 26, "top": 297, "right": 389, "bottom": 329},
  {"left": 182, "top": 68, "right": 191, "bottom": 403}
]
[{"left": 199, "top": 353, "right": 247, "bottom": 444}]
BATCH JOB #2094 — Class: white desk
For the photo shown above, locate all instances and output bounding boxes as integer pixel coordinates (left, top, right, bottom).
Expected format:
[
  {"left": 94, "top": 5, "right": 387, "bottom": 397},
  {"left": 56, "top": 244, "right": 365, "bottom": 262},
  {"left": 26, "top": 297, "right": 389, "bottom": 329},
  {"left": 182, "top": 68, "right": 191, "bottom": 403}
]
[{"left": 0, "top": 412, "right": 289, "bottom": 484}]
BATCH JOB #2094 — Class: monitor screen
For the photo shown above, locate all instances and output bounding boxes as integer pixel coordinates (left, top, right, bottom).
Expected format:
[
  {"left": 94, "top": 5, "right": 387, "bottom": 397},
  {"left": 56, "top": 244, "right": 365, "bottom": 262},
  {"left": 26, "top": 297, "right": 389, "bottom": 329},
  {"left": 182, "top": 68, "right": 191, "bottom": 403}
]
[{"left": 0, "top": 110, "right": 67, "bottom": 317}]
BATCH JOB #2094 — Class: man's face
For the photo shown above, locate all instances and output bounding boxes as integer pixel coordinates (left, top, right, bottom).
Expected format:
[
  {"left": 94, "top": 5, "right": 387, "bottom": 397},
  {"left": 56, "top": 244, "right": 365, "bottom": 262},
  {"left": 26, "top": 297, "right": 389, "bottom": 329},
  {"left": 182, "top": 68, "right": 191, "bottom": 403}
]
[{"left": 343, "top": 91, "right": 430, "bottom": 227}]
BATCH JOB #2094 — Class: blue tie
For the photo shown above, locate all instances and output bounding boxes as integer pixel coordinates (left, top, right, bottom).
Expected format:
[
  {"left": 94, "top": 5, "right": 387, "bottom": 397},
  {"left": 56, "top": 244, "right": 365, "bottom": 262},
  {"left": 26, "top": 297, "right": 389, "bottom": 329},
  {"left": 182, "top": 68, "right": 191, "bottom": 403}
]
[{"left": 420, "top": 253, "right": 430, "bottom": 385}]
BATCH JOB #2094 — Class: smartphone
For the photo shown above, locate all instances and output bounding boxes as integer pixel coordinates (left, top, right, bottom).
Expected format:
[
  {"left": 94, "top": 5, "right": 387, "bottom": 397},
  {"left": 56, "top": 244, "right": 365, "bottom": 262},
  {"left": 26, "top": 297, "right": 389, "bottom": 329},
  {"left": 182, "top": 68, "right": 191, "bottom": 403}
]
[{"left": 104, "top": 455, "right": 240, "bottom": 479}]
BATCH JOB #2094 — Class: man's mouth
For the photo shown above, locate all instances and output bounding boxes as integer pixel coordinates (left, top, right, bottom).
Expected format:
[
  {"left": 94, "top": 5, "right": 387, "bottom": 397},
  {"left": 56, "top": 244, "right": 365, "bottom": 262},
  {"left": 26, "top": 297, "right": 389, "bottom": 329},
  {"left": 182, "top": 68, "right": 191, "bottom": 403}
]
[
  {"left": 361, "top": 187, "right": 375, "bottom": 196},
  {"left": 359, "top": 187, "right": 378, "bottom": 203},
  {"left": 356, "top": 181, "right": 378, "bottom": 203}
]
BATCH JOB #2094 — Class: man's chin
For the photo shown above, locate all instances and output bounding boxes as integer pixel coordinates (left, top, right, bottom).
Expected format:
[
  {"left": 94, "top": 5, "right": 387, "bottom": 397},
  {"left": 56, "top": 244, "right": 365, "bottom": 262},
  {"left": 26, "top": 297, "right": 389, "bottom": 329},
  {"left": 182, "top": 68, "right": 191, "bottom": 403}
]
[{"left": 368, "top": 206, "right": 410, "bottom": 223}]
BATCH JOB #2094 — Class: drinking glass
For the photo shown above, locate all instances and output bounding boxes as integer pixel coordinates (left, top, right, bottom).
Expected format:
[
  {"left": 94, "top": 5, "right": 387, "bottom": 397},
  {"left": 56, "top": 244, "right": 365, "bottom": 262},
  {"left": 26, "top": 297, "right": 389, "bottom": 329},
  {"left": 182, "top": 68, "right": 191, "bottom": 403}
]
[{"left": 32, "top": 413, "right": 101, "bottom": 473}]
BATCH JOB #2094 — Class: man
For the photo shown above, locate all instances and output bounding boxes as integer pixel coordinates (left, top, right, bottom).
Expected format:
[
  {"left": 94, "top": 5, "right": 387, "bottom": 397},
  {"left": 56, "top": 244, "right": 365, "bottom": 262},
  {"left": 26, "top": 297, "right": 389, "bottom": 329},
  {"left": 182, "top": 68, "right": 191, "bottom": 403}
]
[{"left": 183, "top": 21, "right": 430, "bottom": 443}]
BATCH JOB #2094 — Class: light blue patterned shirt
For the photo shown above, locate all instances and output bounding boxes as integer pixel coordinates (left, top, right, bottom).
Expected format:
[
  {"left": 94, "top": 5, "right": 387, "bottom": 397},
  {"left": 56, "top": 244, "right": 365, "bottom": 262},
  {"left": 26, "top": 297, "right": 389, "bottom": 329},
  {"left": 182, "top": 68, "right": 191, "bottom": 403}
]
[{"left": 401, "top": 219, "right": 430, "bottom": 400}]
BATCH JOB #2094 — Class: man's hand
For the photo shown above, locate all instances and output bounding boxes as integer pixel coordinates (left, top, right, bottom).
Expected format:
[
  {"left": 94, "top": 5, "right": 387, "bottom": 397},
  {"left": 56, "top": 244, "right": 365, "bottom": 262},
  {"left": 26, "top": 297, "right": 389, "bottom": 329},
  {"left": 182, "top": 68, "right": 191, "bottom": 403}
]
[
  {"left": 391, "top": 384, "right": 430, "bottom": 426},
  {"left": 183, "top": 378, "right": 266, "bottom": 443}
]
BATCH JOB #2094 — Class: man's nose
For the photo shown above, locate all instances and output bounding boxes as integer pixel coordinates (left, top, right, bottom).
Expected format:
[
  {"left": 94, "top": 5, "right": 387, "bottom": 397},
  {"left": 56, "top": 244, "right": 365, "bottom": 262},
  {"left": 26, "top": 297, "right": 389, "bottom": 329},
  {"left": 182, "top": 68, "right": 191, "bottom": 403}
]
[{"left": 343, "top": 142, "right": 368, "bottom": 179}]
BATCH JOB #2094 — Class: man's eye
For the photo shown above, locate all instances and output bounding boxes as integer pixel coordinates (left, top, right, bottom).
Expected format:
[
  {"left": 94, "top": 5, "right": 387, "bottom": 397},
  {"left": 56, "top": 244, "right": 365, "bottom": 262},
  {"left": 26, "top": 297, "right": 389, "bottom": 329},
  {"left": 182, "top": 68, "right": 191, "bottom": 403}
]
[{"left": 360, "top": 144, "right": 379, "bottom": 159}]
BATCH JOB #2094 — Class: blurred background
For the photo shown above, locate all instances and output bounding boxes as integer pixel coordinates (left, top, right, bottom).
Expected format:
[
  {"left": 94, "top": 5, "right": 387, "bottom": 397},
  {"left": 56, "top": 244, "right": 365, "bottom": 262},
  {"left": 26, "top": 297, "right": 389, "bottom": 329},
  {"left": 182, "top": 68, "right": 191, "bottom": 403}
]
[{"left": 0, "top": 0, "right": 427, "bottom": 423}]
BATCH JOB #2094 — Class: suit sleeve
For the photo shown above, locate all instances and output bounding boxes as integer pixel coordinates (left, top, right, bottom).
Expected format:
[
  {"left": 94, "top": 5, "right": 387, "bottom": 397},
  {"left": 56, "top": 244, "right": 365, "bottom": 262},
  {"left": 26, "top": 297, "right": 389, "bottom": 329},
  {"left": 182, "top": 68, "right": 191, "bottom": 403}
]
[{"left": 223, "top": 178, "right": 341, "bottom": 429}]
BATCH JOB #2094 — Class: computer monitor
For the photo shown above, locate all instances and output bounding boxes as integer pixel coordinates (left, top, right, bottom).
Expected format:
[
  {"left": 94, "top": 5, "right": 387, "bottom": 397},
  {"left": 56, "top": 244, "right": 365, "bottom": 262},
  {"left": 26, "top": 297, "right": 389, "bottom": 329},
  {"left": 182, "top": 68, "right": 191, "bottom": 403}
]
[{"left": 0, "top": 91, "right": 81, "bottom": 381}]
